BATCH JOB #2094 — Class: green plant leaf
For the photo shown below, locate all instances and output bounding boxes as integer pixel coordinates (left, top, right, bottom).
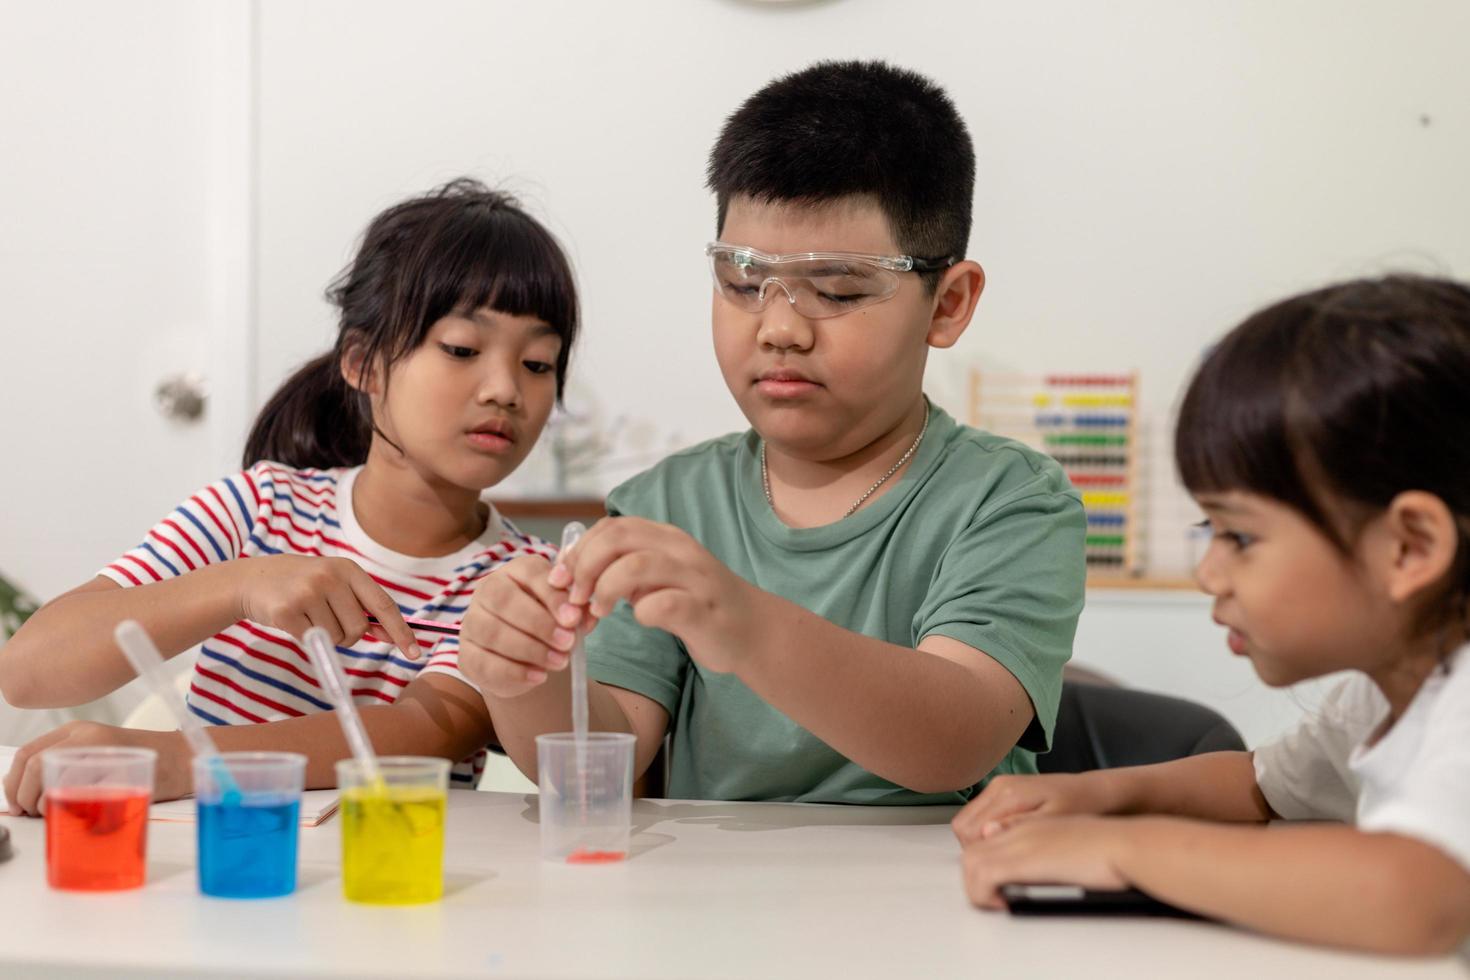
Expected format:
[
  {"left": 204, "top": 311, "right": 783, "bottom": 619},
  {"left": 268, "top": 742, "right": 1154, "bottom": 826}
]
[{"left": 0, "top": 571, "right": 40, "bottom": 643}]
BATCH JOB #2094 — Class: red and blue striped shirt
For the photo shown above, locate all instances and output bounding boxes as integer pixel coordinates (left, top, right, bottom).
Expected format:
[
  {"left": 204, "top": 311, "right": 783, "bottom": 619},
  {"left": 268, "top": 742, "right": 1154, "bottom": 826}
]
[{"left": 99, "top": 461, "right": 555, "bottom": 785}]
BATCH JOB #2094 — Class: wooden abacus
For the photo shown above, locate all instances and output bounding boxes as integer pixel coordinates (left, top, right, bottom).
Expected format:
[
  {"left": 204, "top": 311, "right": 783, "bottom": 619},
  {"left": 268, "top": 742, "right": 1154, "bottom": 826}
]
[{"left": 968, "top": 369, "right": 1143, "bottom": 578}]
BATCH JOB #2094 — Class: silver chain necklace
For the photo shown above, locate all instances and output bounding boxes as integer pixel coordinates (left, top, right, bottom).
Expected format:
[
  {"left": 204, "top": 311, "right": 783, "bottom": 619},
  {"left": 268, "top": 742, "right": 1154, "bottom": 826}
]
[{"left": 761, "top": 409, "right": 930, "bottom": 520}]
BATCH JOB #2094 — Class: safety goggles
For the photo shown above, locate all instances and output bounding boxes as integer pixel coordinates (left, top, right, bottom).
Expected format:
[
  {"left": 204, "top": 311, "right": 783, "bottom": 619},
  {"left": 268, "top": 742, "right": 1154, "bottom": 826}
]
[{"left": 705, "top": 242, "right": 954, "bottom": 319}]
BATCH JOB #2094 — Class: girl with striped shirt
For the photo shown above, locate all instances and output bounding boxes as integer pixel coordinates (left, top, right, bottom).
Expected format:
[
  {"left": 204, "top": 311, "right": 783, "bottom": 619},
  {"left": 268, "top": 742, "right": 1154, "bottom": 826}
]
[{"left": 2, "top": 178, "right": 578, "bottom": 810}]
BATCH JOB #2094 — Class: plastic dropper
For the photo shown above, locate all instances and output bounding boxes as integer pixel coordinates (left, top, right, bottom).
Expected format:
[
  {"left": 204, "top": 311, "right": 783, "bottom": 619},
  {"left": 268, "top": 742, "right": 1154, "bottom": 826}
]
[
  {"left": 113, "top": 620, "right": 241, "bottom": 802},
  {"left": 557, "top": 522, "right": 589, "bottom": 745},
  {"left": 302, "top": 626, "right": 382, "bottom": 788}
]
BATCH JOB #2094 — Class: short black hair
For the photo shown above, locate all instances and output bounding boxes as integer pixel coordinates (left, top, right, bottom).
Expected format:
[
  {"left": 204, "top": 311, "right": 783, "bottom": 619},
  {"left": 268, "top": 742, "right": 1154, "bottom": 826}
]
[
  {"left": 1176, "top": 274, "right": 1470, "bottom": 636},
  {"left": 707, "top": 60, "right": 974, "bottom": 286}
]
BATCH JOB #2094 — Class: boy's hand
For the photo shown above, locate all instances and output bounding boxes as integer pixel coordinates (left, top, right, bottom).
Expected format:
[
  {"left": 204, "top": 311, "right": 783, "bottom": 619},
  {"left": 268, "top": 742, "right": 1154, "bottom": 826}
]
[
  {"left": 4, "top": 722, "right": 191, "bottom": 817},
  {"left": 952, "top": 772, "right": 1118, "bottom": 844},
  {"left": 234, "top": 555, "right": 420, "bottom": 660},
  {"left": 549, "top": 517, "right": 758, "bottom": 674},
  {"left": 459, "top": 555, "right": 584, "bottom": 698},
  {"left": 960, "top": 815, "right": 1133, "bottom": 910}
]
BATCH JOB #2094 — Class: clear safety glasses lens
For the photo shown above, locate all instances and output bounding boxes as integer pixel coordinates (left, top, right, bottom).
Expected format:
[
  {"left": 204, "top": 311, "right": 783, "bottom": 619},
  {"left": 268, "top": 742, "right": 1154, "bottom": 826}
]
[{"left": 706, "top": 244, "right": 905, "bottom": 319}]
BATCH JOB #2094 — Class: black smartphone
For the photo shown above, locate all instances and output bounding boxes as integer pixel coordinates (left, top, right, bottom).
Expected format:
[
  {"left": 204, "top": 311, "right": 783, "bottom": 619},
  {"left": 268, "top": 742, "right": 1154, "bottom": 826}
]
[
  {"left": 0, "top": 825, "right": 11, "bottom": 864},
  {"left": 1001, "top": 883, "right": 1203, "bottom": 920}
]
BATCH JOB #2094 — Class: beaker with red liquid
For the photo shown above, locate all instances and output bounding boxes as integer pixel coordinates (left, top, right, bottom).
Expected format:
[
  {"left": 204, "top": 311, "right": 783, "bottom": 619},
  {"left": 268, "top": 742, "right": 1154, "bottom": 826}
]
[{"left": 42, "top": 747, "right": 155, "bottom": 891}]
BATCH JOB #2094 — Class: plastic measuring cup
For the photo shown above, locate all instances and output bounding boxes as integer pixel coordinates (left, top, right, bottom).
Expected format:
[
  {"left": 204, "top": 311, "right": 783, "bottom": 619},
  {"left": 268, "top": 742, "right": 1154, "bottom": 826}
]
[
  {"left": 536, "top": 732, "right": 636, "bottom": 863},
  {"left": 195, "top": 752, "right": 306, "bottom": 898},
  {"left": 42, "top": 746, "right": 156, "bottom": 891},
  {"left": 337, "top": 756, "right": 449, "bottom": 904}
]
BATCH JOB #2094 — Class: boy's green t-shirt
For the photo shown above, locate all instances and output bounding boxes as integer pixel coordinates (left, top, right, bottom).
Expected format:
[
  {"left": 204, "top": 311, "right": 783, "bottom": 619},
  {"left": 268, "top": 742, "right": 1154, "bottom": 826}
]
[{"left": 586, "top": 401, "right": 1086, "bottom": 805}]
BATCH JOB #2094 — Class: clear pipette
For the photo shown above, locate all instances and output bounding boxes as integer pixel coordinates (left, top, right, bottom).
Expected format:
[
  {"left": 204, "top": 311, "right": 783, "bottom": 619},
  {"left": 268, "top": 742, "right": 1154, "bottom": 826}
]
[
  {"left": 302, "top": 626, "right": 382, "bottom": 786},
  {"left": 113, "top": 619, "right": 240, "bottom": 801},
  {"left": 557, "top": 522, "right": 589, "bottom": 745}
]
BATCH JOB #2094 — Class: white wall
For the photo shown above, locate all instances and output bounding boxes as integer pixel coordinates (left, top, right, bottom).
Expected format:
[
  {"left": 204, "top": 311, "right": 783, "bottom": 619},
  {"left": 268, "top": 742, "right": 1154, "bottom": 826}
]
[{"left": 0, "top": 2, "right": 222, "bottom": 599}]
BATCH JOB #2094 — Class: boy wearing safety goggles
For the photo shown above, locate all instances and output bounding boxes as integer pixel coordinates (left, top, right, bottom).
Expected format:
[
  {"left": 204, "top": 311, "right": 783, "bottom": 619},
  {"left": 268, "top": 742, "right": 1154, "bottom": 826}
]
[{"left": 461, "top": 60, "right": 1085, "bottom": 803}]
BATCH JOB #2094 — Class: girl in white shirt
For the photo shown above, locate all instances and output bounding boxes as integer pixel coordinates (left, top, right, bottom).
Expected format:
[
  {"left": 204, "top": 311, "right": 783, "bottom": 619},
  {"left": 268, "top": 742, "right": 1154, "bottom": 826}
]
[{"left": 954, "top": 274, "right": 1470, "bottom": 954}]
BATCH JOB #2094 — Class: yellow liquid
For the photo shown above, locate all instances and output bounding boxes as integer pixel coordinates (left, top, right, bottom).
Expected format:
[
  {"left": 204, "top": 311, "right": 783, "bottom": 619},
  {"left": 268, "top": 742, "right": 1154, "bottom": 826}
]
[{"left": 340, "top": 786, "right": 446, "bottom": 904}]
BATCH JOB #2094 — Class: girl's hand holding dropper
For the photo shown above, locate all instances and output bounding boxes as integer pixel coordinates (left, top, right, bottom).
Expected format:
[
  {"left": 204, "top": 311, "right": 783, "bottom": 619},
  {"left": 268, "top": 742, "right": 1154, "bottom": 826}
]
[{"left": 233, "top": 554, "right": 421, "bottom": 661}]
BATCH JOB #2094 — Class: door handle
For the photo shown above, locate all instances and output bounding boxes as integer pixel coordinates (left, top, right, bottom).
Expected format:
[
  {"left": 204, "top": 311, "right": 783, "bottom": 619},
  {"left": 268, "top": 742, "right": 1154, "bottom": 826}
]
[{"left": 154, "top": 373, "right": 208, "bottom": 423}]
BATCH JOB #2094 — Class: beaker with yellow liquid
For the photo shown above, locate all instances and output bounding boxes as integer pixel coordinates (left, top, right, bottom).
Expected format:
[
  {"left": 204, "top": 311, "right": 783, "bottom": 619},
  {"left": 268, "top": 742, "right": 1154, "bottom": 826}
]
[{"left": 336, "top": 756, "right": 449, "bottom": 904}]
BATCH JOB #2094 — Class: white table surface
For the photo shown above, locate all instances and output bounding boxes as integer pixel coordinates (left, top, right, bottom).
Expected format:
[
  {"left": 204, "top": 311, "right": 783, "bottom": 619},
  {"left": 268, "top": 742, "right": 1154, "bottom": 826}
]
[{"left": 1, "top": 791, "right": 1464, "bottom": 979}]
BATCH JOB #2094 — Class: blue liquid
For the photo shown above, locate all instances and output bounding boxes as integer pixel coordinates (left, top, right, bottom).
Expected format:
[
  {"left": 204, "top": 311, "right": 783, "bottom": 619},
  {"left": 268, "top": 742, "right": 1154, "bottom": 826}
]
[{"left": 197, "top": 795, "right": 300, "bottom": 898}]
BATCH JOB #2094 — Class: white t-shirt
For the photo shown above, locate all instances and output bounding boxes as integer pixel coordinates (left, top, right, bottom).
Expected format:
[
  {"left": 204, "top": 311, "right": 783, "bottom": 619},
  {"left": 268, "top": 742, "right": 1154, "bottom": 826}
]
[{"left": 1254, "top": 645, "right": 1470, "bottom": 873}]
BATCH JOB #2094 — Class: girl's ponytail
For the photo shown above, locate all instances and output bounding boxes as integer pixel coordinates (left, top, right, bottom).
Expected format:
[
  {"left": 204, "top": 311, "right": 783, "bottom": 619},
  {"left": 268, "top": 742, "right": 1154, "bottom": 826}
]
[{"left": 241, "top": 351, "right": 372, "bottom": 469}]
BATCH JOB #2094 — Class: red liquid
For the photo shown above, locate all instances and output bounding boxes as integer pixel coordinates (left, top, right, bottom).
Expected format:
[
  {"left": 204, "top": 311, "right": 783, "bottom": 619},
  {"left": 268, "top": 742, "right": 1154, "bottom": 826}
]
[
  {"left": 45, "top": 787, "right": 150, "bottom": 891},
  {"left": 566, "top": 849, "right": 626, "bottom": 864}
]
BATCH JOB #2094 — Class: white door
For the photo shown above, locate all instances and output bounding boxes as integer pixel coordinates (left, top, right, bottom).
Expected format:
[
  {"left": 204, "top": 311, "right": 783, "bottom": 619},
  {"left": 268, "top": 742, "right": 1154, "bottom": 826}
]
[{"left": 0, "top": 1, "right": 253, "bottom": 739}]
